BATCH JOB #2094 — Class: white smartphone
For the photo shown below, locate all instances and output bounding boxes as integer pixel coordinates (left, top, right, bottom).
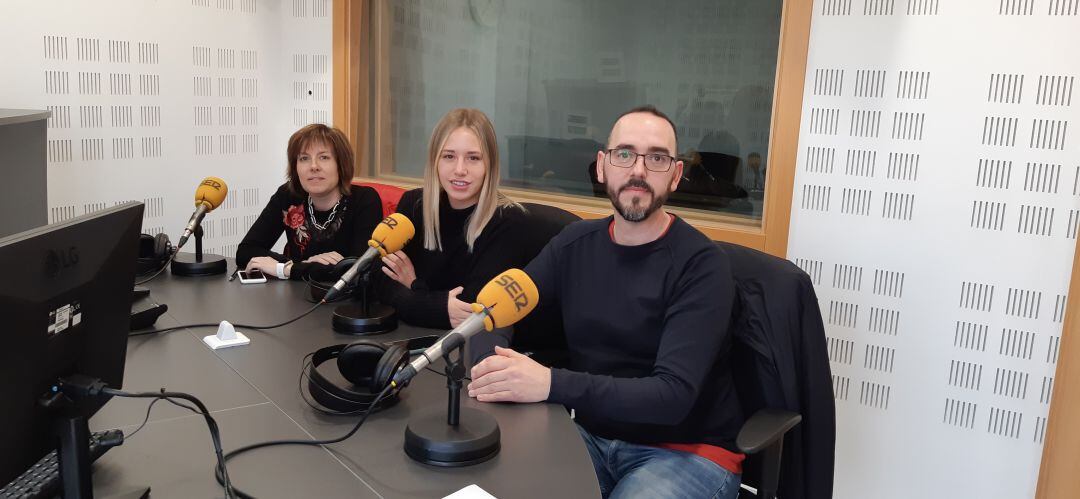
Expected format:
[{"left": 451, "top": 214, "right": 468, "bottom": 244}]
[{"left": 237, "top": 269, "right": 267, "bottom": 284}]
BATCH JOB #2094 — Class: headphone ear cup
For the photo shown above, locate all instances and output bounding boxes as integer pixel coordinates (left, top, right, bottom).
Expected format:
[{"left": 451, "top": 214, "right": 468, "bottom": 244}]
[
  {"left": 337, "top": 340, "right": 387, "bottom": 387},
  {"left": 332, "top": 257, "right": 358, "bottom": 277},
  {"left": 371, "top": 344, "right": 407, "bottom": 393},
  {"left": 154, "top": 233, "right": 172, "bottom": 260},
  {"left": 136, "top": 234, "right": 157, "bottom": 275},
  {"left": 138, "top": 233, "right": 154, "bottom": 254},
  {"left": 305, "top": 257, "right": 361, "bottom": 303}
]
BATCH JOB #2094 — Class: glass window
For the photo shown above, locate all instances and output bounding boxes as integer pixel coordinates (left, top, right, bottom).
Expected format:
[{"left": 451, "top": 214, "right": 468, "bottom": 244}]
[{"left": 373, "top": 0, "right": 782, "bottom": 222}]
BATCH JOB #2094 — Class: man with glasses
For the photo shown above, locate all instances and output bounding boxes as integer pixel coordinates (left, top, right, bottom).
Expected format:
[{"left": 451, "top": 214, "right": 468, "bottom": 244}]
[{"left": 469, "top": 106, "right": 743, "bottom": 498}]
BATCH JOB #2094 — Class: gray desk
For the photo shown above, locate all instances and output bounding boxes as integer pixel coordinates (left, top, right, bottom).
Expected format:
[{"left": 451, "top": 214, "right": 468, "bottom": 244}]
[{"left": 90, "top": 264, "right": 600, "bottom": 498}]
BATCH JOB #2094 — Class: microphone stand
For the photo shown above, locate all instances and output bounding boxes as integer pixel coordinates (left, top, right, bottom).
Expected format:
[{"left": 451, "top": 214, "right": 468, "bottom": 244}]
[
  {"left": 171, "top": 225, "right": 227, "bottom": 276},
  {"left": 402, "top": 341, "right": 500, "bottom": 467},
  {"left": 331, "top": 268, "right": 398, "bottom": 335},
  {"left": 444, "top": 344, "right": 466, "bottom": 427}
]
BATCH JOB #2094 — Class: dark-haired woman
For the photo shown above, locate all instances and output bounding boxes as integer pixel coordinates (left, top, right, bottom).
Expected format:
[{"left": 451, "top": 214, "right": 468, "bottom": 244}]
[{"left": 237, "top": 124, "right": 382, "bottom": 280}]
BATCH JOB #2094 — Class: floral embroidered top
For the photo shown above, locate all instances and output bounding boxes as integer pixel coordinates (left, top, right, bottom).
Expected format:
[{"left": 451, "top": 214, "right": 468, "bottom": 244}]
[{"left": 236, "top": 183, "right": 383, "bottom": 280}]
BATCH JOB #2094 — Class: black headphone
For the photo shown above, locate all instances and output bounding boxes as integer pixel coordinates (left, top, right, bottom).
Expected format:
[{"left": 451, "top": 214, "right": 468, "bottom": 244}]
[
  {"left": 305, "top": 257, "right": 360, "bottom": 303},
  {"left": 303, "top": 339, "right": 408, "bottom": 414},
  {"left": 136, "top": 233, "right": 173, "bottom": 276}
]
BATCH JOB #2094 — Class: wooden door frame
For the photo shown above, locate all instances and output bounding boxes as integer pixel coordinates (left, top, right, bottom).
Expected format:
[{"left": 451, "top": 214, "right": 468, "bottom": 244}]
[{"left": 1035, "top": 234, "right": 1080, "bottom": 498}]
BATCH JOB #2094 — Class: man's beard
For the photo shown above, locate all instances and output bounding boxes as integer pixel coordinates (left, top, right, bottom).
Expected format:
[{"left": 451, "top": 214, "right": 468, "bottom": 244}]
[{"left": 606, "top": 178, "right": 669, "bottom": 222}]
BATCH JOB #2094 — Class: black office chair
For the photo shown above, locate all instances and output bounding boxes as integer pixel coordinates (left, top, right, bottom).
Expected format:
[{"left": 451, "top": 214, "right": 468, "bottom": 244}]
[
  {"left": 732, "top": 349, "right": 802, "bottom": 499},
  {"left": 718, "top": 241, "right": 835, "bottom": 499},
  {"left": 509, "top": 203, "right": 580, "bottom": 368}
]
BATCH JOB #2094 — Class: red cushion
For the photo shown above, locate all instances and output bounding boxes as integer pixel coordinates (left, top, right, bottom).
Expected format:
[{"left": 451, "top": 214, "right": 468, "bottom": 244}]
[{"left": 353, "top": 181, "right": 407, "bottom": 217}]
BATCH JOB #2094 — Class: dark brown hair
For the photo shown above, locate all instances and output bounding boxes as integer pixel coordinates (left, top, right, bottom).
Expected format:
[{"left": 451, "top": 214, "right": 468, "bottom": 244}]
[
  {"left": 285, "top": 124, "right": 355, "bottom": 196},
  {"left": 613, "top": 105, "right": 679, "bottom": 151}
]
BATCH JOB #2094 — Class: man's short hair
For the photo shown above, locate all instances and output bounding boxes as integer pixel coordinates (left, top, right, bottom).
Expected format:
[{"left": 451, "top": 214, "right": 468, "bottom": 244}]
[{"left": 612, "top": 105, "right": 679, "bottom": 151}]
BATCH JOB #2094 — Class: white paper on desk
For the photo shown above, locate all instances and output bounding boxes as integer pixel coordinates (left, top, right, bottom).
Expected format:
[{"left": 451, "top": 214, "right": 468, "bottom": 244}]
[{"left": 443, "top": 484, "right": 497, "bottom": 499}]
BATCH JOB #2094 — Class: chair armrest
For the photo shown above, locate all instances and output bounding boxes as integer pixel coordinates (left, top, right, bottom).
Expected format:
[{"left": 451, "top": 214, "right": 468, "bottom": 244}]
[{"left": 736, "top": 408, "right": 802, "bottom": 454}]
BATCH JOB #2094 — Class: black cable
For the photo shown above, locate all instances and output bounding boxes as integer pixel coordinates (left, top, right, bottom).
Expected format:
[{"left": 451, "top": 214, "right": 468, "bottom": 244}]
[
  {"left": 124, "top": 398, "right": 161, "bottom": 441},
  {"left": 213, "top": 384, "right": 394, "bottom": 499},
  {"left": 125, "top": 389, "right": 201, "bottom": 441},
  {"left": 164, "top": 396, "right": 201, "bottom": 414},
  {"left": 102, "top": 387, "right": 237, "bottom": 499},
  {"left": 129, "top": 300, "right": 324, "bottom": 337},
  {"left": 134, "top": 251, "right": 177, "bottom": 286},
  {"left": 424, "top": 365, "right": 470, "bottom": 381}
]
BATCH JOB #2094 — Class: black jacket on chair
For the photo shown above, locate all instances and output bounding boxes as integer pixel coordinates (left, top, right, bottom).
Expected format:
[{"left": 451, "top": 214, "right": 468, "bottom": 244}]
[{"left": 717, "top": 242, "right": 835, "bottom": 499}]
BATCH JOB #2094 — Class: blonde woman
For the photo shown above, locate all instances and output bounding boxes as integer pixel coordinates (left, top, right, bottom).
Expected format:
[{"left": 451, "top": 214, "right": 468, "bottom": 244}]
[{"left": 377, "top": 108, "right": 558, "bottom": 329}]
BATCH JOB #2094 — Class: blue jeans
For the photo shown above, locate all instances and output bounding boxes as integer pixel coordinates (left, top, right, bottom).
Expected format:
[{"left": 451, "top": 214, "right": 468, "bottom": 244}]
[{"left": 576, "top": 424, "right": 741, "bottom": 499}]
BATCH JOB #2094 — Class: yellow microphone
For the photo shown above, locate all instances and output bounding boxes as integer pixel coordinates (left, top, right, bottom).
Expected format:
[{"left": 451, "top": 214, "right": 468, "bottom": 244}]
[
  {"left": 392, "top": 269, "right": 539, "bottom": 387},
  {"left": 368, "top": 212, "right": 415, "bottom": 256},
  {"left": 178, "top": 176, "right": 228, "bottom": 249},
  {"left": 324, "top": 213, "right": 416, "bottom": 302},
  {"left": 194, "top": 176, "right": 228, "bottom": 210},
  {"left": 472, "top": 268, "right": 539, "bottom": 331}
]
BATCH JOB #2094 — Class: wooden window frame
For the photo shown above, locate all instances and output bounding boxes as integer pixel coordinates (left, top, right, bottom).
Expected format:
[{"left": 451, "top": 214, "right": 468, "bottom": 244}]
[{"left": 335, "top": 0, "right": 811, "bottom": 257}]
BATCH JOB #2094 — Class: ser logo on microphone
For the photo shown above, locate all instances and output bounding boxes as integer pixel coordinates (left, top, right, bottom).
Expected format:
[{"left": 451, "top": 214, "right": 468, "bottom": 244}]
[
  {"left": 381, "top": 215, "right": 398, "bottom": 229},
  {"left": 496, "top": 274, "right": 530, "bottom": 311},
  {"left": 201, "top": 178, "right": 223, "bottom": 189}
]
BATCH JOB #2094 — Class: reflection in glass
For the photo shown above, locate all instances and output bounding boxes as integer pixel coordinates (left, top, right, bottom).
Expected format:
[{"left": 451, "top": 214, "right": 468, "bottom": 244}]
[{"left": 381, "top": 0, "right": 782, "bottom": 221}]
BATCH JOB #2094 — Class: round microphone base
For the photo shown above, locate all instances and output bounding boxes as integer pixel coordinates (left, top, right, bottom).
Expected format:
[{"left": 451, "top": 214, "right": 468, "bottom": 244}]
[
  {"left": 331, "top": 303, "right": 397, "bottom": 335},
  {"left": 170, "top": 252, "right": 227, "bottom": 277},
  {"left": 404, "top": 407, "right": 500, "bottom": 467}
]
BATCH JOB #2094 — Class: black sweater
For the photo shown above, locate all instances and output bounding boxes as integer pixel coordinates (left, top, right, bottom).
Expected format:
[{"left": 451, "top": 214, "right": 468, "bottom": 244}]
[
  {"left": 376, "top": 188, "right": 545, "bottom": 329},
  {"left": 525, "top": 216, "right": 744, "bottom": 450},
  {"left": 236, "top": 183, "right": 383, "bottom": 280}
]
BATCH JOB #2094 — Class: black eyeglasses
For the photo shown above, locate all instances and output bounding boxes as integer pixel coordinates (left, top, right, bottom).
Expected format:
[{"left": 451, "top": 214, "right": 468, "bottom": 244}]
[{"left": 605, "top": 148, "right": 675, "bottom": 172}]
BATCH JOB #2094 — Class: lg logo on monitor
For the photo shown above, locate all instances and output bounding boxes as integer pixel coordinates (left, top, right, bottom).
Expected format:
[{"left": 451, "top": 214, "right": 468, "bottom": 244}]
[{"left": 45, "top": 247, "right": 79, "bottom": 278}]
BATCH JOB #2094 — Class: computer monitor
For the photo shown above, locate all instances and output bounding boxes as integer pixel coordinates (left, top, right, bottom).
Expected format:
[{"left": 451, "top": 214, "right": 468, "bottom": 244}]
[{"left": 0, "top": 202, "right": 143, "bottom": 488}]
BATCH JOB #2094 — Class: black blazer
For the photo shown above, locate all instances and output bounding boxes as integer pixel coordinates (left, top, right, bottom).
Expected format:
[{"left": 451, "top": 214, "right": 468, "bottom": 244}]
[{"left": 718, "top": 241, "right": 835, "bottom": 499}]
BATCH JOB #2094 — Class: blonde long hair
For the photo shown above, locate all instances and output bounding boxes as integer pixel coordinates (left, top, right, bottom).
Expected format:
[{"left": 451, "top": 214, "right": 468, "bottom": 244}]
[{"left": 422, "top": 108, "right": 514, "bottom": 251}]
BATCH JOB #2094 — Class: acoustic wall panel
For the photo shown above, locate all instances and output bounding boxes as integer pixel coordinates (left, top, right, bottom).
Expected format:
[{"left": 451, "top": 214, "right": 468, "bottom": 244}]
[
  {"left": 0, "top": 0, "right": 332, "bottom": 258},
  {"left": 789, "top": 2, "right": 1080, "bottom": 497}
]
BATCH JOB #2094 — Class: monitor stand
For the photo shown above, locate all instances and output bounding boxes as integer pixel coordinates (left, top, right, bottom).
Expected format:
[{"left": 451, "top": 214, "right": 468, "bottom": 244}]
[
  {"left": 41, "top": 377, "right": 151, "bottom": 499},
  {"left": 55, "top": 413, "right": 93, "bottom": 498}
]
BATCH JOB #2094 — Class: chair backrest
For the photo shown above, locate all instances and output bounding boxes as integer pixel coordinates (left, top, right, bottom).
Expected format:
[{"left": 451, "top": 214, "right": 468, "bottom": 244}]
[
  {"left": 518, "top": 202, "right": 581, "bottom": 243},
  {"left": 511, "top": 202, "right": 580, "bottom": 367},
  {"left": 353, "top": 181, "right": 407, "bottom": 217},
  {"left": 716, "top": 241, "right": 835, "bottom": 499}
]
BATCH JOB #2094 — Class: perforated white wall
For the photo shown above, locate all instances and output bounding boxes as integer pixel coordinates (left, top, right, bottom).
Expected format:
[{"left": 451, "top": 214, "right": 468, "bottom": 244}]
[
  {"left": 0, "top": 0, "right": 332, "bottom": 257},
  {"left": 788, "top": 1, "right": 1079, "bottom": 497}
]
